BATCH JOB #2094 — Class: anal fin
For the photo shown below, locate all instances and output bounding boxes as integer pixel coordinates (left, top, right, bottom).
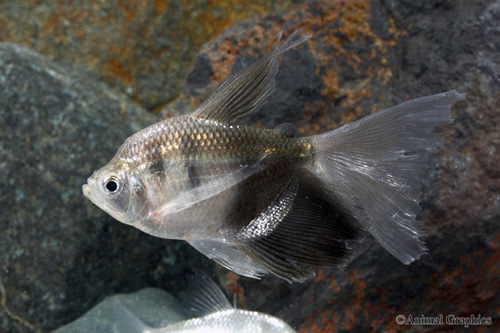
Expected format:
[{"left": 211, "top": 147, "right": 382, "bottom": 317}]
[{"left": 236, "top": 170, "right": 361, "bottom": 283}]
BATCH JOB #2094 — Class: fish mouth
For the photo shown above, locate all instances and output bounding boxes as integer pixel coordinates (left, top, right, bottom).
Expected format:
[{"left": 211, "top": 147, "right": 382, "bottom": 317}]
[
  {"left": 82, "top": 172, "right": 96, "bottom": 199},
  {"left": 82, "top": 184, "right": 91, "bottom": 198}
]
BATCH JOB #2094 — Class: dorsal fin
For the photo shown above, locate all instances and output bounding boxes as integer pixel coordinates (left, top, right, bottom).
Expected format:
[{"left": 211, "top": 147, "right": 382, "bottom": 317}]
[
  {"left": 183, "top": 273, "right": 233, "bottom": 317},
  {"left": 191, "top": 29, "right": 311, "bottom": 124}
]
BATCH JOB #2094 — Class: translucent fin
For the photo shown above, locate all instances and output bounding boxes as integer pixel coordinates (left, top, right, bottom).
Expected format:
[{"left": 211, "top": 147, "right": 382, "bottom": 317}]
[
  {"left": 156, "top": 162, "right": 266, "bottom": 217},
  {"left": 307, "top": 90, "right": 465, "bottom": 264},
  {"left": 183, "top": 273, "right": 233, "bottom": 317},
  {"left": 191, "top": 30, "right": 311, "bottom": 123},
  {"left": 188, "top": 239, "right": 267, "bottom": 279},
  {"left": 236, "top": 171, "right": 360, "bottom": 283}
]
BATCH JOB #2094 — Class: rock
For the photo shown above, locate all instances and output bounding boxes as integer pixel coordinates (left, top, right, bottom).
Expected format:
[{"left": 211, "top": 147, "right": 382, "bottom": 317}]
[
  {"left": 160, "top": 0, "right": 500, "bottom": 331},
  {"left": 54, "top": 288, "right": 186, "bottom": 333},
  {"left": 0, "top": 43, "right": 214, "bottom": 332},
  {"left": 0, "top": 0, "right": 304, "bottom": 110},
  {"left": 2, "top": 0, "right": 499, "bottom": 332}
]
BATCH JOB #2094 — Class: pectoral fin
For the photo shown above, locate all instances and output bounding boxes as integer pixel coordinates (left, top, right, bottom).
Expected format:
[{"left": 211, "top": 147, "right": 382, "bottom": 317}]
[
  {"left": 188, "top": 239, "right": 267, "bottom": 279},
  {"left": 156, "top": 162, "right": 266, "bottom": 217}
]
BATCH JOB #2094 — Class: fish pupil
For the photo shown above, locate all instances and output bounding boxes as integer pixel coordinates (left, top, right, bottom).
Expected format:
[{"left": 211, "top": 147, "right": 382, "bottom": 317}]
[{"left": 105, "top": 180, "right": 118, "bottom": 192}]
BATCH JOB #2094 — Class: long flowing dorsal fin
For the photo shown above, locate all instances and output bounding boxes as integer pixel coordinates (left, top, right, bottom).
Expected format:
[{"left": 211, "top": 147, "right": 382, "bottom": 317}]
[
  {"left": 191, "top": 29, "right": 311, "bottom": 124},
  {"left": 183, "top": 273, "right": 233, "bottom": 317}
]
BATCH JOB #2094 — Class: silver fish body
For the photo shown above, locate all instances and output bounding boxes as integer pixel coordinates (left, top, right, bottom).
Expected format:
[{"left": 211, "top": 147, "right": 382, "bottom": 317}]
[
  {"left": 154, "top": 309, "right": 295, "bottom": 333},
  {"left": 84, "top": 115, "right": 309, "bottom": 240},
  {"left": 83, "top": 29, "right": 465, "bottom": 282}
]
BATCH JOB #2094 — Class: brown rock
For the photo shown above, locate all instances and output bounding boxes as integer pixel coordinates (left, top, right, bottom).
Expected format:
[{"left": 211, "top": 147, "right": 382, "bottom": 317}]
[{"left": 0, "top": 0, "right": 303, "bottom": 110}]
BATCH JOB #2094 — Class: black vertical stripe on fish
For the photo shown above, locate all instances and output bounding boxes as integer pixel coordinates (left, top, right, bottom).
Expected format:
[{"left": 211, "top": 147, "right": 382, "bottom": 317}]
[
  {"left": 148, "top": 159, "right": 165, "bottom": 177},
  {"left": 178, "top": 128, "right": 197, "bottom": 189},
  {"left": 186, "top": 162, "right": 200, "bottom": 189},
  {"left": 235, "top": 169, "right": 360, "bottom": 282}
]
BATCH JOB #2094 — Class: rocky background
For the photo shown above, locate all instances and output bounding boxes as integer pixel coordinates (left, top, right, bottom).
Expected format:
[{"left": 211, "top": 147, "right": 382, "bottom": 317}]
[
  {"left": 1, "top": 0, "right": 499, "bottom": 332},
  {"left": 0, "top": 0, "right": 301, "bottom": 110}
]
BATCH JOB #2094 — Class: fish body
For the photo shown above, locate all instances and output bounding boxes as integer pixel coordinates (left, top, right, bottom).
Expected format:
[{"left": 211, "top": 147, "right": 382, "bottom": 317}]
[
  {"left": 83, "top": 30, "right": 465, "bottom": 282},
  {"left": 88, "top": 115, "right": 309, "bottom": 241},
  {"left": 154, "top": 309, "right": 295, "bottom": 333}
]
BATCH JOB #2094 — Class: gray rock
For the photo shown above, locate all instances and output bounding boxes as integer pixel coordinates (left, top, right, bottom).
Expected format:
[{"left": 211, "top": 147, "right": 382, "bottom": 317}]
[
  {"left": 54, "top": 288, "right": 186, "bottom": 333},
  {"left": 0, "top": 43, "right": 214, "bottom": 332}
]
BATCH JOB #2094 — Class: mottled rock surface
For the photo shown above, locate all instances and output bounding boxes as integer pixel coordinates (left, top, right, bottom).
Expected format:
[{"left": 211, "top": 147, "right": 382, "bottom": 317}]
[
  {"left": 0, "top": 0, "right": 303, "bottom": 110},
  {"left": 2, "top": 0, "right": 499, "bottom": 332},
  {"left": 0, "top": 44, "right": 214, "bottom": 332},
  {"left": 161, "top": 0, "right": 500, "bottom": 331}
]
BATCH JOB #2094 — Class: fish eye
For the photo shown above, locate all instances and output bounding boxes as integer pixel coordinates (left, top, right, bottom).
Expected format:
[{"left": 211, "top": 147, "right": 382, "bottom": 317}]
[{"left": 104, "top": 177, "right": 122, "bottom": 195}]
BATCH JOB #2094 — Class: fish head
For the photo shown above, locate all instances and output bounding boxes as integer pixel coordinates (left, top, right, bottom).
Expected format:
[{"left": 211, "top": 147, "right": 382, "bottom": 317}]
[{"left": 82, "top": 162, "right": 147, "bottom": 225}]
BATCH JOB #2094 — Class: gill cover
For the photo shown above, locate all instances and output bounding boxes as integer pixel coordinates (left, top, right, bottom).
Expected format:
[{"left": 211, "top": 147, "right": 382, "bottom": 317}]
[{"left": 83, "top": 167, "right": 146, "bottom": 225}]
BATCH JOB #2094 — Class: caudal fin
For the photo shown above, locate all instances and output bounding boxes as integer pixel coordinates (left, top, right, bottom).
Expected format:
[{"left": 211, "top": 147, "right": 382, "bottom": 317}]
[{"left": 307, "top": 90, "right": 465, "bottom": 264}]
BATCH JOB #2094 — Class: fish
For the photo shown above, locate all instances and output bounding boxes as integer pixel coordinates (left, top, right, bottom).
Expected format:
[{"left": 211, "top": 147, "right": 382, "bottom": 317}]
[
  {"left": 171, "top": 273, "right": 296, "bottom": 333},
  {"left": 82, "top": 29, "right": 466, "bottom": 282},
  {"left": 55, "top": 274, "right": 296, "bottom": 333}
]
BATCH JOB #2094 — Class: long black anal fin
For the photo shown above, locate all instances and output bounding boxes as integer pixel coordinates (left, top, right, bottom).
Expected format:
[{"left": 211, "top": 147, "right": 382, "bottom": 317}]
[{"left": 236, "top": 170, "right": 361, "bottom": 283}]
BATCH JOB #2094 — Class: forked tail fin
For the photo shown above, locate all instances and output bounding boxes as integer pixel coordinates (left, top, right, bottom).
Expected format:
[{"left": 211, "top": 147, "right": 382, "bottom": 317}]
[{"left": 306, "top": 91, "right": 465, "bottom": 264}]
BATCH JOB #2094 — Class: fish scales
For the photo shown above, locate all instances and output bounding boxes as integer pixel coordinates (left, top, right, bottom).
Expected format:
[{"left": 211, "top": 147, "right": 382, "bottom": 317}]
[
  {"left": 108, "top": 115, "right": 310, "bottom": 240},
  {"left": 116, "top": 116, "right": 309, "bottom": 176}
]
